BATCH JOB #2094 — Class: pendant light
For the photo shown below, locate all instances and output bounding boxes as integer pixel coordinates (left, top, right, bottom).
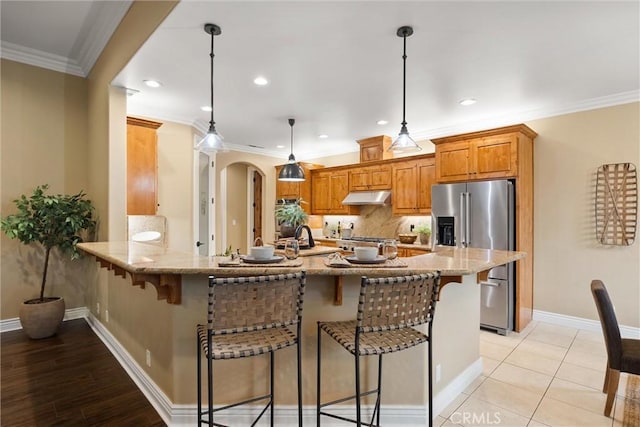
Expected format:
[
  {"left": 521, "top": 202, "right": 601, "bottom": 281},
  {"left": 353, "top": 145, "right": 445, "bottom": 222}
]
[
  {"left": 388, "top": 25, "right": 422, "bottom": 153},
  {"left": 195, "top": 23, "right": 226, "bottom": 152},
  {"left": 278, "top": 118, "right": 305, "bottom": 182}
]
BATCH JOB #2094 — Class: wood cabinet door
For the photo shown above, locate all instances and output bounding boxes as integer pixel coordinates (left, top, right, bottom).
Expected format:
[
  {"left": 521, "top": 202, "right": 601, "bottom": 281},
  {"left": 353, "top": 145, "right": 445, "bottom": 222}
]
[
  {"left": 417, "top": 158, "right": 436, "bottom": 212},
  {"left": 127, "top": 118, "right": 162, "bottom": 215},
  {"left": 330, "top": 172, "right": 350, "bottom": 213},
  {"left": 392, "top": 161, "right": 418, "bottom": 215},
  {"left": 349, "top": 168, "right": 370, "bottom": 191},
  {"left": 369, "top": 165, "right": 392, "bottom": 189},
  {"left": 275, "top": 166, "right": 300, "bottom": 199},
  {"left": 360, "top": 142, "right": 383, "bottom": 163},
  {"left": 473, "top": 134, "right": 518, "bottom": 179},
  {"left": 311, "top": 172, "right": 331, "bottom": 214},
  {"left": 436, "top": 140, "right": 471, "bottom": 183},
  {"left": 406, "top": 248, "right": 428, "bottom": 256}
]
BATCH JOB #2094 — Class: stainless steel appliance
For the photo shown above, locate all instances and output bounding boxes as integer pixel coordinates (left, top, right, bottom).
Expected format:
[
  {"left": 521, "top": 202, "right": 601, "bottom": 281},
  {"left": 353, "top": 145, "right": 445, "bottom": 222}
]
[
  {"left": 431, "top": 180, "right": 515, "bottom": 335},
  {"left": 336, "top": 237, "right": 384, "bottom": 252}
]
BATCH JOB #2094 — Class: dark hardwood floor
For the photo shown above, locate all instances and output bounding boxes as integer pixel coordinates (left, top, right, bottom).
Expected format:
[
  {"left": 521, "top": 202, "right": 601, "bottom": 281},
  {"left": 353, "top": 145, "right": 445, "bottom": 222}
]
[{"left": 1, "top": 319, "right": 166, "bottom": 426}]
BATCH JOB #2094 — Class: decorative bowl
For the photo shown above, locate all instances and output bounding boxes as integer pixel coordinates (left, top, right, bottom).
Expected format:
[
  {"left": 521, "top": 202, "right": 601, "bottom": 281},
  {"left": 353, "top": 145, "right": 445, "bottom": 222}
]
[
  {"left": 250, "top": 246, "right": 274, "bottom": 259},
  {"left": 398, "top": 233, "right": 417, "bottom": 244},
  {"left": 354, "top": 246, "right": 379, "bottom": 261}
]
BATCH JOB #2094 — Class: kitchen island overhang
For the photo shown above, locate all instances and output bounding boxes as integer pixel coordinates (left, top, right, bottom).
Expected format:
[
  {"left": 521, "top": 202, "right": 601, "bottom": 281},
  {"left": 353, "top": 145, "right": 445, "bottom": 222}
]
[
  {"left": 77, "top": 242, "right": 526, "bottom": 423},
  {"left": 77, "top": 241, "right": 525, "bottom": 305}
]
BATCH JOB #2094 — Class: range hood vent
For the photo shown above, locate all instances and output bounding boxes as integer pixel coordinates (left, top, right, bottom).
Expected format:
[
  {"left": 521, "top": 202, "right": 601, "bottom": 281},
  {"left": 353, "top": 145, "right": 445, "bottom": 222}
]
[{"left": 342, "top": 191, "right": 391, "bottom": 206}]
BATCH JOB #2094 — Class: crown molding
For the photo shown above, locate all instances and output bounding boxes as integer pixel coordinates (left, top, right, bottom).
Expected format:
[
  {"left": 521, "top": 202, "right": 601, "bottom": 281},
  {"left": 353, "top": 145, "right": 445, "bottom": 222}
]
[
  {"left": 1, "top": 1, "right": 132, "bottom": 77},
  {"left": 411, "top": 90, "right": 640, "bottom": 141},
  {"left": 75, "top": 1, "right": 133, "bottom": 76},
  {"left": 1, "top": 41, "right": 85, "bottom": 76}
]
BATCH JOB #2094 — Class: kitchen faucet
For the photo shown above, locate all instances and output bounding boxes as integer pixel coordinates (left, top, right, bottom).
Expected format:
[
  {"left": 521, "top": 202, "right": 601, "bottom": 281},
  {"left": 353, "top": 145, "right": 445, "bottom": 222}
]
[{"left": 294, "top": 225, "right": 315, "bottom": 248}]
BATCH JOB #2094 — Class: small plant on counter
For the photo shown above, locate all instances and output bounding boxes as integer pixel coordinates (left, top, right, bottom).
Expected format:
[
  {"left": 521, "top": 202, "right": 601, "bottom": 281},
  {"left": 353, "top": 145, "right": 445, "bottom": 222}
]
[
  {"left": 275, "top": 199, "right": 308, "bottom": 238},
  {"left": 415, "top": 224, "right": 432, "bottom": 245}
]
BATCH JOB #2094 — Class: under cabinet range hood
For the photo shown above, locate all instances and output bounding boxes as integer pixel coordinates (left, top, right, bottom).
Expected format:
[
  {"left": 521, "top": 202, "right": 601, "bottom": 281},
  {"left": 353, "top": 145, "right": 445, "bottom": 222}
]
[{"left": 341, "top": 191, "right": 391, "bottom": 206}]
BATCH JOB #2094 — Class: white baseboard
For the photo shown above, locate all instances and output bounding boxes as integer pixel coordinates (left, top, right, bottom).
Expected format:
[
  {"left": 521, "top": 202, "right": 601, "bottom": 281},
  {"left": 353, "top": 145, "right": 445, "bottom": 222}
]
[
  {"left": 0, "top": 306, "right": 88, "bottom": 333},
  {"left": 533, "top": 309, "right": 640, "bottom": 339}
]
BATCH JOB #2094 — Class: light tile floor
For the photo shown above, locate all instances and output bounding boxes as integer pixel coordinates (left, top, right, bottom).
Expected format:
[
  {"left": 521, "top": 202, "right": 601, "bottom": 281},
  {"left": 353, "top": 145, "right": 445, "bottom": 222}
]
[{"left": 436, "top": 321, "right": 639, "bottom": 427}]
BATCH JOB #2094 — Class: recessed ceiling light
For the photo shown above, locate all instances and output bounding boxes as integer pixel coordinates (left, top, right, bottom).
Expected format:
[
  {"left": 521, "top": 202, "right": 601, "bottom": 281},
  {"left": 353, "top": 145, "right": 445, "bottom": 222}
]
[
  {"left": 253, "top": 76, "right": 269, "bottom": 86},
  {"left": 318, "top": 134, "right": 329, "bottom": 139},
  {"left": 276, "top": 145, "right": 285, "bottom": 149},
  {"left": 459, "top": 98, "right": 477, "bottom": 106},
  {"left": 377, "top": 120, "right": 388, "bottom": 125},
  {"left": 201, "top": 106, "right": 212, "bottom": 112},
  {"left": 143, "top": 80, "right": 162, "bottom": 88}
]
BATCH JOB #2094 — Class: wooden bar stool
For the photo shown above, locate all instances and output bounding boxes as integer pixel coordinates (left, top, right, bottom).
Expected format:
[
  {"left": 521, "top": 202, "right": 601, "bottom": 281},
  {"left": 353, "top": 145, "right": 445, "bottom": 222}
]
[
  {"left": 196, "top": 272, "right": 306, "bottom": 426},
  {"left": 317, "top": 272, "right": 440, "bottom": 427}
]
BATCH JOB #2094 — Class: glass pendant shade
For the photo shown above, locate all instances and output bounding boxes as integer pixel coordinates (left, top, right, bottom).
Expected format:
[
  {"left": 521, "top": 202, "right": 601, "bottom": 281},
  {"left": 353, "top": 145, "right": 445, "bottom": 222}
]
[
  {"left": 388, "top": 26, "right": 421, "bottom": 153},
  {"left": 390, "top": 125, "right": 421, "bottom": 153},
  {"left": 195, "top": 23, "right": 226, "bottom": 153},
  {"left": 195, "top": 125, "right": 226, "bottom": 153},
  {"left": 278, "top": 118, "right": 305, "bottom": 181}
]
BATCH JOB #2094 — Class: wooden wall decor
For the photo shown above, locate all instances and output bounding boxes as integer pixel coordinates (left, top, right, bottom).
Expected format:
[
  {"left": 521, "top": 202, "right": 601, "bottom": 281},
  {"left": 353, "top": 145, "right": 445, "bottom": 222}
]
[{"left": 595, "top": 163, "right": 637, "bottom": 246}]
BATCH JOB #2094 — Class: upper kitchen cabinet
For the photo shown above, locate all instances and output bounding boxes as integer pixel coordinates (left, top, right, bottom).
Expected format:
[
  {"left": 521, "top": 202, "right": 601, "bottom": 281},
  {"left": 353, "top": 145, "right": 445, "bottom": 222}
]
[
  {"left": 275, "top": 162, "right": 323, "bottom": 213},
  {"left": 349, "top": 164, "right": 392, "bottom": 191},
  {"left": 127, "top": 117, "right": 162, "bottom": 215},
  {"left": 311, "top": 168, "right": 358, "bottom": 215},
  {"left": 432, "top": 124, "right": 537, "bottom": 183},
  {"left": 391, "top": 155, "right": 436, "bottom": 215},
  {"left": 357, "top": 135, "right": 393, "bottom": 163}
]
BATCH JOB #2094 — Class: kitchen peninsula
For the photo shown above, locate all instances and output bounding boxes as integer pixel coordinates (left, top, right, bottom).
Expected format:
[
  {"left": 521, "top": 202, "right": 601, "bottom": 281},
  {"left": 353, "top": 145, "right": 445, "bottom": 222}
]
[{"left": 78, "top": 241, "right": 525, "bottom": 424}]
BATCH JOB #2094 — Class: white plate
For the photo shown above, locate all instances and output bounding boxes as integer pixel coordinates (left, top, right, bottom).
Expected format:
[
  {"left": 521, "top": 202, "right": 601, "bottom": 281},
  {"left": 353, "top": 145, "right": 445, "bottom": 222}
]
[
  {"left": 345, "top": 255, "right": 387, "bottom": 264},
  {"left": 241, "top": 255, "right": 285, "bottom": 264}
]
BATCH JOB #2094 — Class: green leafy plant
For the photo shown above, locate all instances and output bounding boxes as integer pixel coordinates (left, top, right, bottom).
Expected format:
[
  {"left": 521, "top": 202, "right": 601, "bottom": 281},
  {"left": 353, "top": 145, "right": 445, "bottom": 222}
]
[
  {"left": 1, "top": 185, "right": 96, "bottom": 302},
  {"left": 415, "top": 224, "right": 431, "bottom": 235},
  {"left": 275, "top": 199, "right": 308, "bottom": 227}
]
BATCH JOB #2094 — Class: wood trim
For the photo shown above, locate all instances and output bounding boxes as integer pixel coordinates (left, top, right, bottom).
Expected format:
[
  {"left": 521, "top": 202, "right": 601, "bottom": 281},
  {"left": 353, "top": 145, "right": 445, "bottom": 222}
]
[
  {"left": 431, "top": 123, "right": 537, "bottom": 144},
  {"left": 93, "top": 258, "right": 182, "bottom": 305},
  {"left": 334, "top": 276, "right": 343, "bottom": 305},
  {"left": 127, "top": 116, "right": 163, "bottom": 129}
]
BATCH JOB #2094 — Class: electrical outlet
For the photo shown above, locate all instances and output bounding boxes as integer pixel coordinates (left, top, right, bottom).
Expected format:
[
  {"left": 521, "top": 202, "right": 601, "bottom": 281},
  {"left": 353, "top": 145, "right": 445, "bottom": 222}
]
[
  {"left": 435, "top": 364, "right": 441, "bottom": 383},
  {"left": 96, "top": 302, "right": 100, "bottom": 314},
  {"left": 105, "top": 310, "right": 109, "bottom": 323},
  {"left": 146, "top": 349, "right": 151, "bottom": 367}
]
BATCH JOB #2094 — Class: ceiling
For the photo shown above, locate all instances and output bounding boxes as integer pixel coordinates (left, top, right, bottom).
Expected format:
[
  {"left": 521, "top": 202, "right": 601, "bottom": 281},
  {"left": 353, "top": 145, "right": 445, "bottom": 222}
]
[{"left": 2, "top": 1, "right": 639, "bottom": 160}]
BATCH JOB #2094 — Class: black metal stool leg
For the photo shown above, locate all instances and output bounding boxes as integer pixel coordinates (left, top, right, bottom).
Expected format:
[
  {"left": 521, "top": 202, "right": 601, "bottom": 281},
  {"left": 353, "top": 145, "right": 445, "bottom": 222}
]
[
  {"left": 197, "top": 331, "right": 202, "bottom": 425},
  {"left": 208, "top": 334, "right": 213, "bottom": 427},
  {"left": 270, "top": 351, "right": 275, "bottom": 426},
  {"left": 317, "top": 323, "right": 322, "bottom": 426},
  {"left": 428, "top": 337, "right": 433, "bottom": 427},
  {"left": 376, "top": 354, "right": 382, "bottom": 426},
  {"left": 297, "top": 327, "right": 302, "bottom": 427},
  {"left": 355, "top": 338, "right": 361, "bottom": 426}
]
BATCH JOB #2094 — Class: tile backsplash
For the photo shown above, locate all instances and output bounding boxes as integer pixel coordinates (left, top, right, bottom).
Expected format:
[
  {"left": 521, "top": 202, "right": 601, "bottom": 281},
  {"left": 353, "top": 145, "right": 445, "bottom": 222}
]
[{"left": 320, "top": 205, "right": 431, "bottom": 239}]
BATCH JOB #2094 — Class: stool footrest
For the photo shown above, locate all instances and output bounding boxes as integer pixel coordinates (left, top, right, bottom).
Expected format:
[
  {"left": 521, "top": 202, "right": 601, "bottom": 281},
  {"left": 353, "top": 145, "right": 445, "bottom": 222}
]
[
  {"left": 319, "top": 388, "right": 378, "bottom": 408},
  {"left": 319, "top": 411, "right": 379, "bottom": 426}
]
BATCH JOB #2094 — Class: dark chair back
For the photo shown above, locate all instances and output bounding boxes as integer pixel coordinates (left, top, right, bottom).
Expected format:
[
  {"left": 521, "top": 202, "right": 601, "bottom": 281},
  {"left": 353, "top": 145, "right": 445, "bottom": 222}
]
[{"left": 591, "top": 279, "right": 622, "bottom": 369}]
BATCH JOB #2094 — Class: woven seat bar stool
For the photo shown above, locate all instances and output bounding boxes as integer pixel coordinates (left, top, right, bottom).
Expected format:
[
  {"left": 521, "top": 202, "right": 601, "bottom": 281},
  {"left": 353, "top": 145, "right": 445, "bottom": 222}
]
[
  {"left": 196, "top": 272, "right": 306, "bottom": 426},
  {"left": 317, "top": 272, "right": 440, "bottom": 427}
]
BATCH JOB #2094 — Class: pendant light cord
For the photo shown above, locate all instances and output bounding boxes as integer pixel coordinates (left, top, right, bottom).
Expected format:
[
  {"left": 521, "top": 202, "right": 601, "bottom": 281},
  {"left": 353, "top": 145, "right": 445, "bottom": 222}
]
[
  {"left": 209, "top": 31, "right": 215, "bottom": 131},
  {"left": 401, "top": 31, "right": 407, "bottom": 129}
]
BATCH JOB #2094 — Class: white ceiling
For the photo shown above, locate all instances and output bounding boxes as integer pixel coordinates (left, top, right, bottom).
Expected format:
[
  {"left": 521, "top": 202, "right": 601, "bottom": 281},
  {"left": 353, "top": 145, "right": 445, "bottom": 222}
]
[{"left": 2, "top": 1, "right": 639, "bottom": 160}]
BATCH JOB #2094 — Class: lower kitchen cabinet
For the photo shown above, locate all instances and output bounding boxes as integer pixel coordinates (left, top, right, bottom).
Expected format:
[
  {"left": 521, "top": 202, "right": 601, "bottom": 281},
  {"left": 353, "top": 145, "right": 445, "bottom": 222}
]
[
  {"left": 397, "top": 247, "right": 430, "bottom": 257},
  {"left": 391, "top": 155, "right": 435, "bottom": 215}
]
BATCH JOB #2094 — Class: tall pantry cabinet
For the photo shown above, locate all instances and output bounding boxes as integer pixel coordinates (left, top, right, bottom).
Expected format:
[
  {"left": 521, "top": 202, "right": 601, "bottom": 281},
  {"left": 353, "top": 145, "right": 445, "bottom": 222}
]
[{"left": 127, "top": 117, "right": 162, "bottom": 215}]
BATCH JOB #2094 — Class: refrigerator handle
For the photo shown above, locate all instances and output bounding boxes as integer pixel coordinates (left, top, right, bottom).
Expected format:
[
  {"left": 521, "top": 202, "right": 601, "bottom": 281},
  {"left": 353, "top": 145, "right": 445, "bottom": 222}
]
[
  {"left": 459, "top": 192, "right": 465, "bottom": 247},
  {"left": 465, "top": 192, "right": 471, "bottom": 247}
]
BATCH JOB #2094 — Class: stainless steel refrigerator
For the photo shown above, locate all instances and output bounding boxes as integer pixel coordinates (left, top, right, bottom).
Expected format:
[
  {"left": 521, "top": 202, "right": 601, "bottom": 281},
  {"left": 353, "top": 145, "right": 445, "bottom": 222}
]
[{"left": 431, "top": 179, "right": 515, "bottom": 335}]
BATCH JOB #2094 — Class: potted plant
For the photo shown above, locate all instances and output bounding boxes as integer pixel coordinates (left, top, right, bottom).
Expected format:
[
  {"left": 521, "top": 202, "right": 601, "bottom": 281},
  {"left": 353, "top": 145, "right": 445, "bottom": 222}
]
[
  {"left": 1, "top": 185, "right": 96, "bottom": 339},
  {"left": 275, "top": 199, "right": 308, "bottom": 238},
  {"left": 415, "top": 224, "right": 432, "bottom": 245}
]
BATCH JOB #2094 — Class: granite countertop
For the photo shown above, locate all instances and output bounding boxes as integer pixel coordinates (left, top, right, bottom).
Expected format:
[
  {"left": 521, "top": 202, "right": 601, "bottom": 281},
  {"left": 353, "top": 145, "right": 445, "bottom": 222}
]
[
  {"left": 273, "top": 245, "right": 340, "bottom": 257},
  {"left": 77, "top": 241, "right": 525, "bottom": 277},
  {"left": 313, "top": 237, "right": 431, "bottom": 251}
]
